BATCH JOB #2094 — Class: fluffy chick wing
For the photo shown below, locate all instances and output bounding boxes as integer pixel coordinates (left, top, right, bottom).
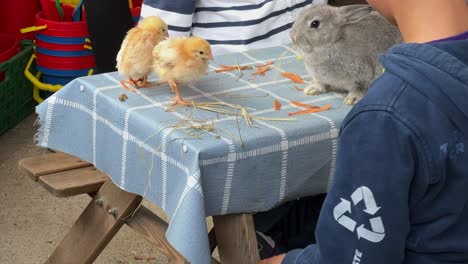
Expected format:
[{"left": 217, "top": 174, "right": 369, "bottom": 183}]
[
  {"left": 117, "top": 28, "right": 160, "bottom": 79},
  {"left": 116, "top": 37, "right": 129, "bottom": 69},
  {"left": 152, "top": 39, "right": 182, "bottom": 78}
]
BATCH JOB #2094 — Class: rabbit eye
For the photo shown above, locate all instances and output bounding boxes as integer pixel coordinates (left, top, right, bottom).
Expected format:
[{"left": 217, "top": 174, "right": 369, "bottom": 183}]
[{"left": 309, "top": 20, "right": 320, "bottom": 28}]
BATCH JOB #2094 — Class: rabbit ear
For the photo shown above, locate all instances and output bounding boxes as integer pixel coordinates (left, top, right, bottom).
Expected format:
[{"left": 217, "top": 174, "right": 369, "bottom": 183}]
[{"left": 339, "top": 5, "right": 374, "bottom": 24}]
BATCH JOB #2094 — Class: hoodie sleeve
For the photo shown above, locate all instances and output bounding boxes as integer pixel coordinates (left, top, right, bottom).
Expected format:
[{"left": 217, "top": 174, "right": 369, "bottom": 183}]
[
  {"left": 141, "top": 0, "right": 196, "bottom": 37},
  {"left": 282, "top": 110, "right": 415, "bottom": 264}
]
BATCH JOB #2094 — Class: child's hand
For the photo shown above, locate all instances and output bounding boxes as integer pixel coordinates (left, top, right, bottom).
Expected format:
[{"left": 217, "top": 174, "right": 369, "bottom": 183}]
[{"left": 258, "top": 254, "right": 286, "bottom": 264}]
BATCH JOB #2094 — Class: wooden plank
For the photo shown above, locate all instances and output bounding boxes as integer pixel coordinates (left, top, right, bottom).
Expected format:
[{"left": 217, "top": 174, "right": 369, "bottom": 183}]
[
  {"left": 213, "top": 214, "right": 260, "bottom": 264},
  {"left": 127, "top": 206, "right": 221, "bottom": 264},
  {"left": 45, "top": 180, "right": 142, "bottom": 264},
  {"left": 18, "top": 152, "right": 91, "bottom": 181},
  {"left": 38, "top": 167, "right": 108, "bottom": 197},
  {"left": 127, "top": 206, "right": 187, "bottom": 264}
]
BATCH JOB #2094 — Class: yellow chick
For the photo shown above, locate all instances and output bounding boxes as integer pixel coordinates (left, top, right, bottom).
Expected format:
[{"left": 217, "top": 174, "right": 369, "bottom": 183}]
[
  {"left": 152, "top": 36, "right": 213, "bottom": 106},
  {"left": 116, "top": 16, "right": 169, "bottom": 93}
]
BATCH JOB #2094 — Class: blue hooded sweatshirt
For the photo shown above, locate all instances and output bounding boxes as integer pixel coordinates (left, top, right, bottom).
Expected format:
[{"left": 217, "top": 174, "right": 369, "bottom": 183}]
[{"left": 282, "top": 37, "right": 468, "bottom": 264}]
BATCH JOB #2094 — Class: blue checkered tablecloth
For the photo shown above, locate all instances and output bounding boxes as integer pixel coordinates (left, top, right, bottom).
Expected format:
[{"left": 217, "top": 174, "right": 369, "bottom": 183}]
[{"left": 36, "top": 45, "right": 352, "bottom": 264}]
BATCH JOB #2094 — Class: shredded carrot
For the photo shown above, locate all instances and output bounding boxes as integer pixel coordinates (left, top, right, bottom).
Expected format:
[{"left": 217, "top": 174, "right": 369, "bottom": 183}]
[
  {"left": 290, "top": 100, "right": 320, "bottom": 109},
  {"left": 282, "top": 72, "right": 304, "bottom": 83},
  {"left": 252, "top": 65, "right": 271, "bottom": 76},
  {"left": 215, "top": 64, "right": 253, "bottom": 73},
  {"left": 215, "top": 66, "right": 237, "bottom": 73},
  {"left": 255, "top": 61, "right": 274, "bottom": 68},
  {"left": 274, "top": 100, "right": 281, "bottom": 110},
  {"left": 294, "top": 86, "right": 304, "bottom": 92},
  {"left": 288, "top": 103, "right": 332, "bottom": 116}
]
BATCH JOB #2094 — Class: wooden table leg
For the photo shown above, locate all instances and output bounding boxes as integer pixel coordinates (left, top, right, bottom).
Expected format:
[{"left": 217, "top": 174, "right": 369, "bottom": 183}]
[
  {"left": 45, "top": 180, "right": 142, "bottom": 264},
  {"left": 213, "top": 214, "right": 260, "bottom": 264}
]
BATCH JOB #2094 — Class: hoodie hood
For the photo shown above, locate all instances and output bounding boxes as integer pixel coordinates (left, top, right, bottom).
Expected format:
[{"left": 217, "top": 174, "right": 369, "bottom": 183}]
[{"left": 380, "top": 40, "right": 468, "bottom": 133}]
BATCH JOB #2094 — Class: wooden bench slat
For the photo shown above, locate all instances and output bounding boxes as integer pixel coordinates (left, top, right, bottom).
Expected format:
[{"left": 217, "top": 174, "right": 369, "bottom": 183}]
[
  {"left": 18, "top": 152, "right": 92, "bottom": 181},
  {"left": 38, "top": 167, "right": 108, "bottom": 197}
]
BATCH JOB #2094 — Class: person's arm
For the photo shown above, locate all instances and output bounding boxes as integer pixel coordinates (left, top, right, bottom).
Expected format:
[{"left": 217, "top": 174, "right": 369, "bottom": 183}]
[
  {"left": 278, "top": 109, "right": 418, "bottom": 264},
  {"left": 140, "top": 0, "right": 196, "bottom": 37}
]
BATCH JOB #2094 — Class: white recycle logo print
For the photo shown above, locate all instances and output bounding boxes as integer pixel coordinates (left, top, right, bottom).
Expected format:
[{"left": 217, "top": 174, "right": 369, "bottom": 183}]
[{"left": 333, "top": 186, "right": 385, "bottom": 243}]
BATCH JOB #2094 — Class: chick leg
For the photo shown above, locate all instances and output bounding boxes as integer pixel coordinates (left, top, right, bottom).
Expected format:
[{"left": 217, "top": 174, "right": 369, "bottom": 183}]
[
  {"left": 138, "top": 76, "right": 168, "bottom": 88},
  {"left": 129, "top": 78, "right": 140, "bottom": 88},
  {"left": 169, "top": 80, "right": 176, "bottom": 93},
  {"left": 169, "top": 80, "right": 193, "bottom": 106},
  {"left": 120, "top": 80, "right": 137, "bottom": 93}
]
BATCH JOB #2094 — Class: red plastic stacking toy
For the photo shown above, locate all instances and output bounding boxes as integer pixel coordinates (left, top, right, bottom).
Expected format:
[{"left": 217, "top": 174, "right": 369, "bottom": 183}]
[
  {"left": 0, "top": 0, "right": 40, "bottom": 40},
  {"left": 0, "top": 35, "right": 21, "bottom": 81},
  {"left": 131, "top": 0, "right": 143, "bottom": 24}
]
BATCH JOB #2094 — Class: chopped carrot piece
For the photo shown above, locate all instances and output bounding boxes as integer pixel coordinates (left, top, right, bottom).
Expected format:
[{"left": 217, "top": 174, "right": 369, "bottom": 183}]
[
  {"left": 282, "top": 72, "right": 304, "bottom": 83},
  {"left": 294, "top": 86, "right": 304, "bottom": 92},
  {"left": 215, "top": 66, "right": 237, "bottom": 73},
  {"left": 252, "top": 65, "right": 271, "bottom": 76},
  {"left": 288, "top": 103, "right": 332, "bottom": 116},
  {"left": 290, "top": 100, "right": 320, "bottom": 109},
  {"left": 274, "top": 100, "right": 281, "bottom": 110}
]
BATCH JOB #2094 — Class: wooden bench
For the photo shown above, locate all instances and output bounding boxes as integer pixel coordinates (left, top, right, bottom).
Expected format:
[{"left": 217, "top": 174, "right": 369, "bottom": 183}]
[{"left": 19, "top": 152, "right": 260, "bottom": 264}]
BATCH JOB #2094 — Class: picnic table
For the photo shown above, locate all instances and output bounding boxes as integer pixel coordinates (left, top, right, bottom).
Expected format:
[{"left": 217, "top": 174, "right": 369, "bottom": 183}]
[{"left": 31, "top": 45, "right": 352, "bottom": 263}]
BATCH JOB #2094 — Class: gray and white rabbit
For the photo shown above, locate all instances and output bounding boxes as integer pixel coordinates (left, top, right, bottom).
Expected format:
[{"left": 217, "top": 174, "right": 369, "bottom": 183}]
[{"left": 290, "top": 4, "right": 402, "bottom": 104}]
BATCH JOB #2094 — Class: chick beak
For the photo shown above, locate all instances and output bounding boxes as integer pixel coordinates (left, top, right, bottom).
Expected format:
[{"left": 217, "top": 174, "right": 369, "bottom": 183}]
[
  {"left": 208, "top": 54, "right": 214, "bottom": 61},
  {"left": 160, "top": 29, "right": 169, "bottom": 38}
]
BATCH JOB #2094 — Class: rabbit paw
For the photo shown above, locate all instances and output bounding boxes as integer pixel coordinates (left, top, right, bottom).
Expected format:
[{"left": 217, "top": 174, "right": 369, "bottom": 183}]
[
  {"left": 304, "top": 83, "right": 327, "bottom": 96},
  {"left": 343, "top": 93, "right": 362, "bottom": 105}
]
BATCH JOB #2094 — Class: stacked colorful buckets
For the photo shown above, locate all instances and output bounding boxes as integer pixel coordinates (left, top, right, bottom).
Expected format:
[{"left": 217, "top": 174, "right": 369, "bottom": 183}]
[{"left": 29, "top": 0, "right": 95, "bottom": 86}]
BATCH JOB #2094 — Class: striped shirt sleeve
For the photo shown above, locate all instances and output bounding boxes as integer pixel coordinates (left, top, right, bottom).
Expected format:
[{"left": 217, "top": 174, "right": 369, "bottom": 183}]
[
  {"left": 141, "top": 0, "right": 196, "bottom": 37},
  {"left": 141, "top": 0, "right": 328, "bottom": 55}
]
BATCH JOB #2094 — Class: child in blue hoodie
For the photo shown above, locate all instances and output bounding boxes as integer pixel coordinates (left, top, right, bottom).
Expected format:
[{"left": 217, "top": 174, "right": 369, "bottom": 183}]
[{"left": 260, "top": 0, "right": 468, "bottom": 263}]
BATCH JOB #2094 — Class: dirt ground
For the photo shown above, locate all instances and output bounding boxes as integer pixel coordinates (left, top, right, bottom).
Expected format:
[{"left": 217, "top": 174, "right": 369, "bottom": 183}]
[{"left": 0, "top": 114, "right": 173, "bottom": 263}]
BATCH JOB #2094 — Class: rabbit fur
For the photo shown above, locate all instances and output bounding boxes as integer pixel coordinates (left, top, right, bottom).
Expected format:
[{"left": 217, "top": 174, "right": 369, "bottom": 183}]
[{"left": 290, "top": 4, "right": 402, "bottom": 104}]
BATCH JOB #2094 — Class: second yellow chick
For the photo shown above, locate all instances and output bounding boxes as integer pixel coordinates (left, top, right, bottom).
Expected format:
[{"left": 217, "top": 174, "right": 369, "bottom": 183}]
[
  {"left": 116, "top": 16, "right": 168, "bottom": 92},
  {"left": 152, "top": 36, "right": 213, "bottom": 106}
]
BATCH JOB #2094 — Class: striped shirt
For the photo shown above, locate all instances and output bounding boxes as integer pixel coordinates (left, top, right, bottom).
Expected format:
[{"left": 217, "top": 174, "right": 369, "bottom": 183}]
[{"left": 141, "top": 0, "right": 328, "bottom": 55}]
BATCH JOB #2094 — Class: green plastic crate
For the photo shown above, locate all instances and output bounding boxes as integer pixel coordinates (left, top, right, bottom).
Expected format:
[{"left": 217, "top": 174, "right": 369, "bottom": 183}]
[{"left": 0, "top": 40, "right": 36, "bottom": 135}]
